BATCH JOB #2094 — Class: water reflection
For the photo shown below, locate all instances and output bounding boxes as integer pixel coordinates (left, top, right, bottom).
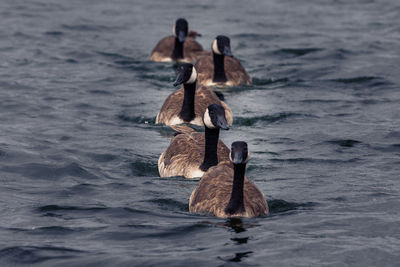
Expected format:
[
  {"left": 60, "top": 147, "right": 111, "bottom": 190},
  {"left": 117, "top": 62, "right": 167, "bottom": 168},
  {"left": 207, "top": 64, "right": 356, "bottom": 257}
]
[
  {"left": 231, "top": 237, "right": 249, "bottom": 244},
  {"left": 219, "top": 251, "right": 253, "bottom": 263},
  {"left": 227, "top": 251, "right": 253, "bottom": 262},
  {"left": 225, "top": 218, "right": 246, "bottom": 233}
]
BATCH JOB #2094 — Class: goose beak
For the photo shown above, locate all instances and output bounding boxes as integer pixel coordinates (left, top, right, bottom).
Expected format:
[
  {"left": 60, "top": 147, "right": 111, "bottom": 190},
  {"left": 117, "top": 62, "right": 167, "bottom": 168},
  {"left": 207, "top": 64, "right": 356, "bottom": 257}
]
[
  {"left": 178, "top": 30, "right": 186, "bottom": 43},
  {"left": 223, "top": 46, "right": 233, "bottom": 57},
  {"left": 217, "top": 116, "right": 230, "bottom": 130},
  {"left": 231, "top": 151, "right": 243, "bottom": 164},
  {"left": 173, "top": 71, "right": 185, "bottom": 86}
]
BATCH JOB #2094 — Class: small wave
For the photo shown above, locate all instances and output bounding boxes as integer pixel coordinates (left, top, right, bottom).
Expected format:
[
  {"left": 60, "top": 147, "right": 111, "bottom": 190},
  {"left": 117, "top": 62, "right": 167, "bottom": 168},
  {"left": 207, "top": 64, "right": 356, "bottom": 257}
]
[
  {"left": 86, "top": 152, "right": 117, "bottom": 163},
  {"left": 234, "top": 112, "right": 313, "bottom": 126},
  {"left": 0, "top": 246, "right": 83, "bottom": 264},
  {"left": 252, "top": 77, "right": 289, "bottom": 86},
  {"left": 136, "top": 73, "right": 173, "bottom": 83},
  {"left": 88, "top": 89, "right": 112, "bottom": 95},
  {"left": 97, "top": 51, "right": 136, "bottom": 61},
  {"left": 270, "top": 157, "right": 360, "bottom": 164},
  {"left": 101, "top": 223, "right": 208, "bottom": 241},
  {"left": 1, "top": 162, "right": 99, "bottom": 180},
  {"left": 325, "top": 139, "right": 362, "bottom": 147},
  {"left": 130, "top": 160, "right": 159, "bottom": 177},
  {"left": 97, "top": 51, "right": 157, "bottom": 73},
  {"left": 300, "top": 99, "right": 353, "bottom": 104},
  {"left": 275, "top": 48, "right": 322, "bottom": 57},
  {"left": 147, "top": 198, "right": 188, "bottom": 212},
  {"left": 371, "top": 143, "right": 400, "bottom": 153},
  {"left": 330, "top": 76, "right": 377, "bottom": 84},
  {"left": 44, "top": 31, "right": 63, "bottom": 36},
  {"left": 117, "top": 114, "right": 155, "bottom": 125},
  {"left": 62, "top": 24, "right": 119, "bottom": 32},
  {"left": 38, "top": 205, "right": 107, "bottom": 212},
  {"left": 233, "top": 32, "right": 280, "bottom": 40},
  {"left": 219, "top": 251, "right": 253, "bottom": 263},
  {"left": 329, "top": 76, "right": 389, "bottom": 87},
  {"left": 268, "top": 199, "right": 316, "bottom": 214}
]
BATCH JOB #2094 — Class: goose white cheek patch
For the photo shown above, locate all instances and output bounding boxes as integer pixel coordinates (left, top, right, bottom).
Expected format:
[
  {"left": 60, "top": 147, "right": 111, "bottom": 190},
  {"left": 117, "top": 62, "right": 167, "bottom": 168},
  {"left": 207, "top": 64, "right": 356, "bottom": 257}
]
[
  {"left": 244, "top": 152, "right": 251, "bottom": 163},
  {"left": 173, "top": 24, "right": 176, "bottom": 36},
  {"left": 203, "top": 109, "right": 216, "bottom": 129},
  {"left": 212, "top": 40, "right": 221, "bottom": 55},
  {"left": 187, "top": 67, "right": 197, "bottom": 84}
]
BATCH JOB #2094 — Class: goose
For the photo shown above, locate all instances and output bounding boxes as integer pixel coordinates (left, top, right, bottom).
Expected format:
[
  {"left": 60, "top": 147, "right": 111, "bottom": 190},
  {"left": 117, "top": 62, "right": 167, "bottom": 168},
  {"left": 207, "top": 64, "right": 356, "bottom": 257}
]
[
  {"left": 189, "top": 141, "right": 268, "bottom": 218},
  {"left": 194, "top": 35, "right": 251, "bottom": 86},
  {"left": 155, "top": 63, "right": 233, "bottom": 127},
  {"left": 150, "top": 18, "right": 203, "bottom": 63},
  {"left": 158, "top": 104, "right": 230, "bottom": 178}
]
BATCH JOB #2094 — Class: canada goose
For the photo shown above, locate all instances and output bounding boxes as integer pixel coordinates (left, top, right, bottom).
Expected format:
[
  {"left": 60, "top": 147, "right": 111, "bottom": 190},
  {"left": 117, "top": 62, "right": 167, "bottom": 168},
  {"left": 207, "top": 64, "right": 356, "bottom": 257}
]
[
  {"left": 155, "top": 63, "right": 233, "bottom": 127},
  {"left": 194, "top": 35, "right": 252, "bottom": 86},
  {"left": 150, "top": 18, "right": 203, "bottom": 63},
  {"left": 158, "top": 104, "right": 230, "bottom": 178},
  {"left": 189, "top": 141, "right": 268, "bottom": 218}
]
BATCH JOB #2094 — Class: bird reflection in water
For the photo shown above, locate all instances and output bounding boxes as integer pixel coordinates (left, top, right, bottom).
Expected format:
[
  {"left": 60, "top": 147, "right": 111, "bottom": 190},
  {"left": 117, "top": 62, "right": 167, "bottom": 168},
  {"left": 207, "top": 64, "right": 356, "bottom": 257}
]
[
  {"left": 225, "top": 217, "right": 246, "bottom": 233},
  {"left": 226, "top": 218, "right": 253, "bottom": 262},
  {"left": 227, "top": 251, "right": 253, "bottom": 262}
]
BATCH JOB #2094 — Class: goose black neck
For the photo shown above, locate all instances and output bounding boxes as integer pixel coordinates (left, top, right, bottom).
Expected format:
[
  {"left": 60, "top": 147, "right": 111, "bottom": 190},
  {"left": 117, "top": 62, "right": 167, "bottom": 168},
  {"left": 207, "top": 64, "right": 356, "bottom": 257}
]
[
  {"left": 178, "top": 82, "right": 196, "bottom": 122},
  {"left": 213, "top": 52, "right": 227, "bottom": 83},
  {"left": 200, "top": 127, "right": 220, "bottom": 171},
  {"left": 172, "top": 38, "right": 184, "bottom": 60},
  {"left": 225, "top": 163, "right": 246, "bottom": 215}
]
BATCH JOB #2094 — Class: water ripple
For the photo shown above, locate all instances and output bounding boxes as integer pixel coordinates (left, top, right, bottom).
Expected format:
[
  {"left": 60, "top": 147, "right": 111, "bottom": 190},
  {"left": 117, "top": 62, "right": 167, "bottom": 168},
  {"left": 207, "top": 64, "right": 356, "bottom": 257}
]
[
  {"left": 0, "top": 246, "right": 83, "bottom": 264},
  {"left": 268, "top": 199, "right": 317, "bottom": 214},
  {"left": 234, "top": 112, "right": 315, "bottom": 126},
  {"left": 1, "top": 162, "right": 99, "bottom": 180}
]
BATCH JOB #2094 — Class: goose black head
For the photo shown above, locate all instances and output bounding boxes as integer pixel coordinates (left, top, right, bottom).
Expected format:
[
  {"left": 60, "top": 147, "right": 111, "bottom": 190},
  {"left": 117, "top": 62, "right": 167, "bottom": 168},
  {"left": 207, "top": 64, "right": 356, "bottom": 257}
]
[
  {"left": 173, "top": 18, "right": 189, "bottom": 43},
  {"left": 173, "top": 63, "right": 197, "bottom": 86},
  {"left": 212, "top": 35, "right": 233, "bottom": 57},
  {"left": 203, "top": 104, "right": 230, "bottom": 130},
  {"left": 230, "top": 141, "right": 250, "bottom": 164}
]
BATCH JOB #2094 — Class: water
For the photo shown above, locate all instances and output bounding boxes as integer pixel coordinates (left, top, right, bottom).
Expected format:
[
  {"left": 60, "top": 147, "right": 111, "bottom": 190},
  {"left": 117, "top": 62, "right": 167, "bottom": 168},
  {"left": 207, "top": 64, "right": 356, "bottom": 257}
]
[{"left": 1, "top": 0, "right": 400, "bottom": 265}]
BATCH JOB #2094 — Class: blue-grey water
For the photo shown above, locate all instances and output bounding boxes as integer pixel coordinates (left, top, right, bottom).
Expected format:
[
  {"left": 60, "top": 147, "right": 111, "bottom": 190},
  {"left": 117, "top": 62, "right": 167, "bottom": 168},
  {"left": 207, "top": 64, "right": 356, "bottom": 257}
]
[{"left": 1, "top": 0, "right": 400, "bottom": 266}]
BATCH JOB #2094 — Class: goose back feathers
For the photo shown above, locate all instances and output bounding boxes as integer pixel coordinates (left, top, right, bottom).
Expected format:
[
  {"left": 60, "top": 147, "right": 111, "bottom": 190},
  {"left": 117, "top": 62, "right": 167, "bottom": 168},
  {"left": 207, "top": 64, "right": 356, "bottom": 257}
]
[
  {"left": 155, "top": 63, "right": 233, "bottom": 127},
  {"left": 158, "top": 104, "right": 230, "bottom": 178},
  {"left": 155, "top": 85, "right": 233, "bottom": 126},
  {"left": 189, "top": 142, "right": 268, "bottom": 218},
  {"left": 150, "top": 18, "right": 203, "bottom": 63},
  {"left": 158, "top": 132, "right": 230, "bottom": 178},
  {"left": 194, "top": 35, "right": 251, "bottom": 86}
]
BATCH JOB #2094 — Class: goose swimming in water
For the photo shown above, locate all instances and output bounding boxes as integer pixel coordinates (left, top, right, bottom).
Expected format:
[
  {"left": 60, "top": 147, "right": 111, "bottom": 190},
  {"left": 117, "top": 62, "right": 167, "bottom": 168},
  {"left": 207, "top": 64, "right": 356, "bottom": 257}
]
[
  {"left": 194, "top": 35, "right": 251, "bottom": 86},
  {"left": 158, "top": 104, "right": 230, "bottom": 179},
  {"left": 150, "top": 18, "right": 203, "bottom": 63},
  {"left": 155, "top": 63, "right": 233, "bottom": 127},
  {"left": 189, "top": 141, "right": 268, "bottom": 218}
]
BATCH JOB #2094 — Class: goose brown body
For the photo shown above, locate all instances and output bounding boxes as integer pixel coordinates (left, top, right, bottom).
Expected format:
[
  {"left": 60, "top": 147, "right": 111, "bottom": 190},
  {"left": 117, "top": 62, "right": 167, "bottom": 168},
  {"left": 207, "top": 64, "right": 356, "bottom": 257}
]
[
  {"left": 158, "top": 132, "right": 230, "bottom": 178},
  {"left": 155, "top": 85, "right": 233, "bottom": 127},
  {"left": 189, "top": 161, "right": 268, "bottom": 217},
  {"left": 195, "top": 51, "right": 251, "bottom": 86},
  {"left": 150, "top": 35, "right": 203, "bottom": 63}
]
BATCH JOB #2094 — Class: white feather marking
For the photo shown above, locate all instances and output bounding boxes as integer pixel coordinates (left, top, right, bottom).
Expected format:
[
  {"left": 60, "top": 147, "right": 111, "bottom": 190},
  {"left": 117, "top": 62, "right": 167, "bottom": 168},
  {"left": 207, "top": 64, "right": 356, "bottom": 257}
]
[
  {"left": 186, "top": 66, "right": 197, "bottom": 84},
  {"left": 204, "top": 79, "right": 234, "bottom": 87},
  {"left": 203, "top": 108, "right": 216, "bottom": 129},
  {"left": 244, "top": 151, "right": 251, "bottom": 163},
  {"left": 212, "top": 39, "right": 221, "bottom": 55},
  {"left": 191, "top": 116, "right": 203, "bottom": 126},
  {"left": 189, "top": 168, "right": 205, "bottom": 178},
  {"left": 169, "top": 116, "right": 184, "bottom": 125}
]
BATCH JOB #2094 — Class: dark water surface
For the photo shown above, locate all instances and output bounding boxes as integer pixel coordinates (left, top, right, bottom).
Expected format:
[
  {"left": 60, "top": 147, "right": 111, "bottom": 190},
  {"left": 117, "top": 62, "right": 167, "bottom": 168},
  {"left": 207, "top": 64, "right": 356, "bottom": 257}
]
[{"left": 1, "top": 0, "right": 400, "bottom": 266}]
